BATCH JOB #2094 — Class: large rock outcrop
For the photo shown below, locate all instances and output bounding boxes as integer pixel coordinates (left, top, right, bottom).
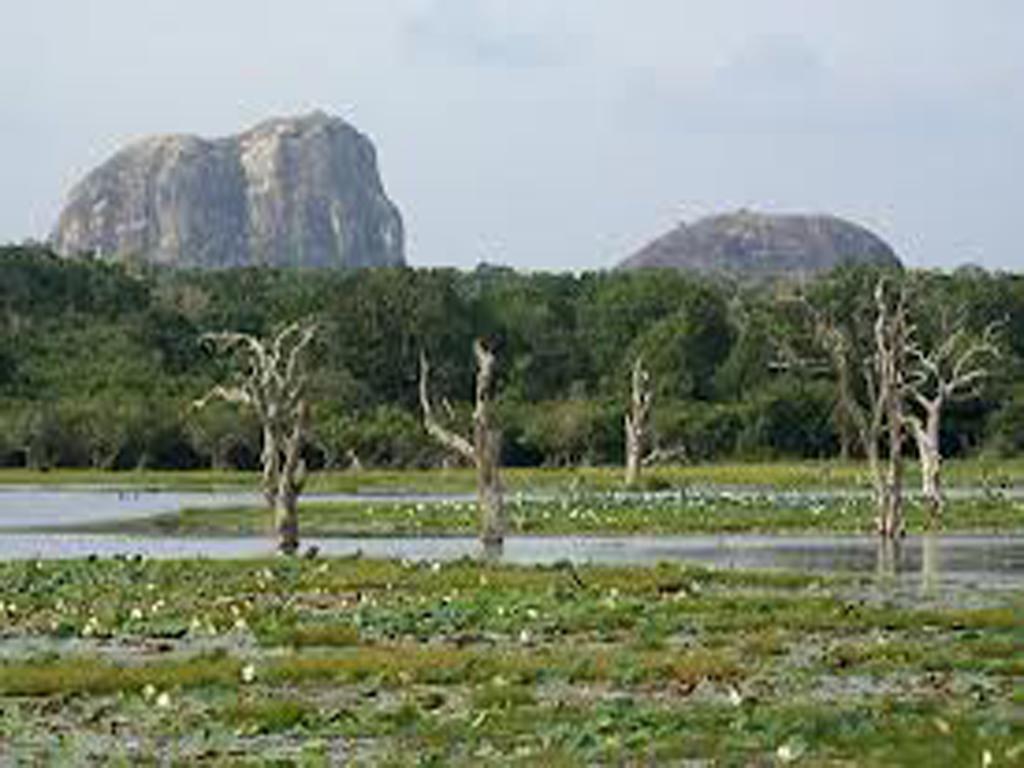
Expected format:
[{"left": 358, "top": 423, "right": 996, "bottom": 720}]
[
  {"left": 619, "top": 210, "right": 900, "bottom": 280},
  {"left": 52, "top": 112, "right": 404, "bottom": 269}
]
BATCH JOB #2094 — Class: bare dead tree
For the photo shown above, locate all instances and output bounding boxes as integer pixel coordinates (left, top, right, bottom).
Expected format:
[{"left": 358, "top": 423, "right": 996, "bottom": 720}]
[
  {"left": 624, "top": 355, "right": 653, "bottom": 487},
  {"left": 907, "top": 316, "right": 999, "bottom": 521},
  {"left": 809, "top": 278, "right": 911, "bottom": 538},
  {"left": 193, "top": 321, "right": 318, "bottom": 555},
  {"left": 870, "top": 279, "right": 912, "bottom": 539},
  {"left": 420, "top": 339, "right": 504, "bottom": 548}
]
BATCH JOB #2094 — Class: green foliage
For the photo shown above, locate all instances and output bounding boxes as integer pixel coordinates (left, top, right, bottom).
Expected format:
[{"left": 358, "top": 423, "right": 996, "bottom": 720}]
[
  {"left": 740, "top": 378, "right": 837, "bottom": 458},
  {"left": 508, "top": 398, "right": 621, "bottom": 467},
  {"left": 627, "top": 283, "right": 734, "bottom": 401},
  {"left": 2, "top": 245, "right": 1023, "bottom": 469}
]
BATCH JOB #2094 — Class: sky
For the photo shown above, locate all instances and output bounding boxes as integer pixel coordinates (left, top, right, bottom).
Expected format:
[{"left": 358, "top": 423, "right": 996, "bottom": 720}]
[{"left": 2, "top": 0, "right": 1023, "bottom": 272}]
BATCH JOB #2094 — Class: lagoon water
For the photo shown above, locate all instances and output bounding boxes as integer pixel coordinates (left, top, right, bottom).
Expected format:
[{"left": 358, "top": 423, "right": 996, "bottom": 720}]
[
  {"left": 1, "top": 488, "right": 1022, "bottom": 595},
  {"left": 1, "top": 531, "right": 1021, "bottom": 592},
  {"left": 0, "top": 487, "right": 474, "bottom": 529}
]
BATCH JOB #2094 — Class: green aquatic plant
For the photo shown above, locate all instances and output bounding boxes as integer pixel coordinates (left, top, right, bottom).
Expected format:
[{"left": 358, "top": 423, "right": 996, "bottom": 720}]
[{"left": 0, "top": 556, "right": 1020, "bottom": 765}]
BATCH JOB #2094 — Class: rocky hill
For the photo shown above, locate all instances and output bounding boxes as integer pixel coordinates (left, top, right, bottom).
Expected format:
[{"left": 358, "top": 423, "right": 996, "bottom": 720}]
[
  {"left": 619, "top": 211, "right": 900, "bottom": 279},
  {"left": 52, "top": 112, "right": 404, "bottom": 269}
]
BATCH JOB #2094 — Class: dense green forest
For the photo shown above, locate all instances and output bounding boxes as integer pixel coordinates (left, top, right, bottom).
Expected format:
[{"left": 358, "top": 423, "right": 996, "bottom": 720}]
[{"left": 1, "top": 244, "right": 1022, "bottom": 471}]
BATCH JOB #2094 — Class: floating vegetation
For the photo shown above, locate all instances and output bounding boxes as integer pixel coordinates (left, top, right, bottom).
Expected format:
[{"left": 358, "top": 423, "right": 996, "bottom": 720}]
[
  {"left": 152, "top": 489, "right": 1024, "bottom": 538},
  {"left": 0, "top": 556, "right": 1020, "bottom": 764}
]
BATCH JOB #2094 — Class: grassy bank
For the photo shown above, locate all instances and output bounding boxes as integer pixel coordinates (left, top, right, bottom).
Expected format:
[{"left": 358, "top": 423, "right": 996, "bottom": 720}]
[
  {"left": 3, "top": 457, "right": 1024, "bottom": 494},
  {"left": 95, "top": 493, "right": 1024, "bottom": 538},
  {"left": 0, "top": 557, "right": 1020, "bottom": 764}
]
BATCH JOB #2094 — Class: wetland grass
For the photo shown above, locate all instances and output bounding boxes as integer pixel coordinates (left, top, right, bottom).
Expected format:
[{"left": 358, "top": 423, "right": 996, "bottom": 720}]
[{"left": 0, "top": 556, "right": 1020, "bottom": 764}]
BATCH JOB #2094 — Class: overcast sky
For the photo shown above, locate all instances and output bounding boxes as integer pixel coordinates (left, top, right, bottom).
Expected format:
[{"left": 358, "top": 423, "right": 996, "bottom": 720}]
[{"left": 3, "top": 1, "right": 1022, "bottom": 271}]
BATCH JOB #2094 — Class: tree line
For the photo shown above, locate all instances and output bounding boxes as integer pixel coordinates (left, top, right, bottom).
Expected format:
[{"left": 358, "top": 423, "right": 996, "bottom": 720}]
[{"left": 2, "top": 245, "right": 1023, "bottom": 477}]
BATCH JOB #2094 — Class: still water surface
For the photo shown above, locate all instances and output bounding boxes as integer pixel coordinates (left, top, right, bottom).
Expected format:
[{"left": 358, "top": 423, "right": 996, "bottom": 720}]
[{"left": 1, "top": 489, "right": 1021, "bottom": 595}]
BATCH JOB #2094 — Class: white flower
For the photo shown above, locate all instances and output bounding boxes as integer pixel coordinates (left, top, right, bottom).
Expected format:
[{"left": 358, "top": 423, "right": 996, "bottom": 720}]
[
  {"left": 982, "top": 750, "right": 994, "bottom": 768},
  {"left": 776, "top": 740, "right": 805, "bottom": 764},
  {"left": 155, "top": 692, "right": 172, "bottom": 709},
  {"left": 130, "top": 608, "right": 144, "bottom": 621},
  {"left": 727, "top": 686, "right": 743, "bottom": 707},
  {"left": 241, "top": 664, "right": 256, "bottom": 684},
  {"left": 142, "top": 684, "right": 157, "bottom": 701}
]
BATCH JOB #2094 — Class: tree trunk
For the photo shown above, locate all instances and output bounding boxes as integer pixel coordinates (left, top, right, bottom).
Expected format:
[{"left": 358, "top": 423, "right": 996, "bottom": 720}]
[
  {"left": 624, "top": 356, "right": 652, "bottom": 488},
  {"left": 878, "top": 393, "right": 905, "bottom": 539},
  {"left": 838, "top": 428, "right": 852, "bottom": 462},
  {"left": 476, "top": 424, "right": 504, "bottom": 547},
  {"left": 879, "top": 458, "right": 904, "bottom": 538},
  {"left": 912, "top": 402, "right": 943, "bottom": 525},
  {"left": 875, "top": 537, "right": 901, "bottom": 580},
  {"left": 275, "top": 491, "right": 299, "bottom": 556},
  {"left": 624, "top": 413, "right": 642, "bottom": 488},
  {"left": 865, "top": 438, "right": 885, "bottom": 516},
  {"left": 907, "top": 316, "right": 998, "bottom": 528},
  {"left": 920, "top": 532, "right": 938, "bottom": 596},
  {"left": 472, "top": 341, "right": 504, "bottom": 547},
  {"left": 420, "top": 341, "right": 504, "bottom": 550},
  {"left": 275, "top": 401, "right": 309, "bottom": 556},
  {"left": 261, "top": 424, "right": 279, "bottom": 511},
  {"left": 194, "top": 321, "right": 317, "bottom": 557},
  {"left": 871, "top": 278, "right": 908, "bottom": 540}
]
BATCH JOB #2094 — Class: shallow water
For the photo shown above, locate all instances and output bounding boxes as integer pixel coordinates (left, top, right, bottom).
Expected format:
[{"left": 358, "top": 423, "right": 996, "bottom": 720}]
[
  {"left": 3, "top": 485, "right": 1020, "bottom": 531},
  {"left": 1, "top": 531, "right": 1020, "bottom": 587},
  {"left": 2, "top": 488, "right": 1022, "bottom": 598},
  {"left": 0, "top": 488, "right": 474, "bottom": 529}
]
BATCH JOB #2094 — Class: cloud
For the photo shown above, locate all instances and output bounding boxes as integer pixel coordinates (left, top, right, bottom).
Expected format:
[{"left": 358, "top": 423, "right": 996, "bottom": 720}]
[
  {"left": 617, "top": 32, "right": 1023, "bottom": 138},
  {"left": 403, "top": 0, "right": 565, "bottom": 68},
  {"left": 715, "top": 35, "right": 828, "bottom": 100}
]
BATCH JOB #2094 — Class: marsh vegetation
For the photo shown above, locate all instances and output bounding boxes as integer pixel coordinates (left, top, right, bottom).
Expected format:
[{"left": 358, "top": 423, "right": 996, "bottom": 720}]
[{"left": 0, "top": 557, "right": 1020, "bottom": 765}]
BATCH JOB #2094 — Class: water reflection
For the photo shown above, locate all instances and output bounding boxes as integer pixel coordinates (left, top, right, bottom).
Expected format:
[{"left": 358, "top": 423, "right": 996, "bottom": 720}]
[
  {"left": 0, "top": 488, "right": 475, "bottom": 529},
  {"left": 874, "top": 538, "right": 904, "bottom": 583},
  {"left": 0, "top": 532, "right": 1020, "bottom": 591},
  {"left": 481, "top": 540, "right": 504, "bottom": 563},
  {"left": 920, "top": 533, "right": 939, "bottom": 597}
]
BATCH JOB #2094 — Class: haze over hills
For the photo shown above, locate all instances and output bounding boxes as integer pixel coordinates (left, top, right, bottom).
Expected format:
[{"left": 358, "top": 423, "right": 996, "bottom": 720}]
[
  {"left": 51, "top": 112, "right": 404, "bottom": 270},
  {"left": 619, "top": 211, "right": 901, "bottom": 280}
]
